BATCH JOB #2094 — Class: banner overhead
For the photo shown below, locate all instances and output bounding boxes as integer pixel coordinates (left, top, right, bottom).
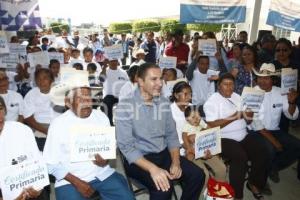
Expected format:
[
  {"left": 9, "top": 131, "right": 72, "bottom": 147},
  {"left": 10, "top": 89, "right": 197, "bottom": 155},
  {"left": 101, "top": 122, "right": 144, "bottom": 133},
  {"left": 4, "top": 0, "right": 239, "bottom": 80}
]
[
  {"left": 0, "top": 0, "right": 42, "bottom": 31},
  {"left": 266, "top": 0, "right": 300, "bottom": 32},
  {"left": 180, "top": 0, "right": 246, "bottom": 24}
]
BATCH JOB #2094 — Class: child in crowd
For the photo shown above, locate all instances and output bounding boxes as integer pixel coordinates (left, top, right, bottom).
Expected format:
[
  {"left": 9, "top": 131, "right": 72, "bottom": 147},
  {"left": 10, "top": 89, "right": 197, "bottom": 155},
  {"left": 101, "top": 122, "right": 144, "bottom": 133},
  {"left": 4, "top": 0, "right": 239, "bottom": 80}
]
[
  {"left": 87, "top": 63, "right": 100, "bottom": 86},
  {"left": 119, "top": 65, "right": 139, "bottom": 100},
  {"left": 182, "top": 105, "right": 227, "bottom": 185},
  {"left": 70, "top": 48, "right": 81, "bottom": 59},
  {"left": 49, "top": 59, "right": 60, "bottom": 84},
  {"left": 72, "top": 62, "right": 83, "bottom": 70},
  {"left": 23, "top": 68, "right": 60, "bottom": 151},
  {"left": 162, "top": 68, "right": 177, "bottom": 99},
  {"left": 41, "top": 37, "right": 49, "bottom": 51}
]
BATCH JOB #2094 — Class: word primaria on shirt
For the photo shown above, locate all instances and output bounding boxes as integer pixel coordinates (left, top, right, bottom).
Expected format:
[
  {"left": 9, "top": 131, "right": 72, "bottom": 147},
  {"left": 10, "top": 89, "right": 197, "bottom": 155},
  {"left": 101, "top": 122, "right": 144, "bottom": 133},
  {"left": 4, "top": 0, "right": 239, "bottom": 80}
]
[
  {"left": 4, "top": 166, "right": 45, "bottom": 186},
  {"left": 8, "top": 173, "right": 45, "bottom": 191},
  {"left": 79, "top": 146, "right": 110, "bottom": 154}
]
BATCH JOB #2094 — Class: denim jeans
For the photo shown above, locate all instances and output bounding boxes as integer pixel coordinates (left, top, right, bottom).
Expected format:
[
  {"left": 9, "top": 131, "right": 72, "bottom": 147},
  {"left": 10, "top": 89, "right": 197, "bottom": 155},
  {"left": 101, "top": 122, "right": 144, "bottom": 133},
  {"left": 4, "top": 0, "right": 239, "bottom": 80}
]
[
  {"left": 266, "top": 130, "right": 300, "bottom": 175},
  {"left": 55, "top": 172, "right": 134, "bottom": 200}
]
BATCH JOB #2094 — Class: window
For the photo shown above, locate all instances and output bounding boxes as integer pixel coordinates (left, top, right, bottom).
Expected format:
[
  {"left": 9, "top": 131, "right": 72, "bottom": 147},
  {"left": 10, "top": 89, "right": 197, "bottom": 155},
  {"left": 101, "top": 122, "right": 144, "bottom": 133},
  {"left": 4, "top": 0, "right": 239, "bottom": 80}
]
[{"left": 273, "top": 27, "right": 291, "bottom": 40}]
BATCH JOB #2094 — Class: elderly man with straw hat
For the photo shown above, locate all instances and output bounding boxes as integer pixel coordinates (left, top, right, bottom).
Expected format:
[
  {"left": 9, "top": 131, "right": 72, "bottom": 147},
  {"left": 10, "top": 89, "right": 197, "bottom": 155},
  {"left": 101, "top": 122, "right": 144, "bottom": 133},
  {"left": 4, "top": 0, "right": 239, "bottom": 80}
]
[
  {"left": 250, "top": 63, "right": 300, "bottom": 183},
  {"left": 43, "top": 69, "right": 134, "bottom": 200},
  {"left": 130, "top": 48, "right": 147, "bottom": 67}
]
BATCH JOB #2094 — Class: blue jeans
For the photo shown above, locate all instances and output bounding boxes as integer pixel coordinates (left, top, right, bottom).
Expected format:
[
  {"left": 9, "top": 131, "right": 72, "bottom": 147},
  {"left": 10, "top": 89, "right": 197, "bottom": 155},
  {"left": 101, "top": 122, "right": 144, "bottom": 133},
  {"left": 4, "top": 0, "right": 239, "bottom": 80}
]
[
  {"left": 258, "top": 130, "right": 300, "bottom": 178},
  {"left": 55, "top": 172, "right": 134, "bottom": 200}
]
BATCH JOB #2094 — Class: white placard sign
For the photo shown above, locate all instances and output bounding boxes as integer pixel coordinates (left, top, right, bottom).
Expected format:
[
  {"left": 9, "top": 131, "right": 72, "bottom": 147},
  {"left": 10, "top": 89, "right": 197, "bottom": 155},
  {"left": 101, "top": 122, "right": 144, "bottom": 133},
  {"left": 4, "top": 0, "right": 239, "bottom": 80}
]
[
  {"left": 70, "top": 126, "right": 116, "bottom": 162},
  {"left": 28, "top": 52, "right": 50, "bottom": 67},
  {"left": 0, "top": 35, "right": 10, "bottom": 55},
  {"left": 195, "top": 127, "right": 221, "bottom": 159},
  {"left": 0, "top": 53, "right": 19, "bottom": 69},
  {"left": 241, "top": 87, "right": 265, "bottom": 112},
  {"left": 104, "top": 44, "right": 123, "bottom": 60},
  {"left": 59, "top": 68, "right": 87, "bottom": 82},
  {"left": 9, "top": 43, "right": 27, "bottom": 64},
  {"left": 159, "top": 56, "right": 177, "bottom": 68},
  {"left": 198, "top": 39, "right": 217, "bottom": 56},
  {"left": 48, "top": 52, "right": 64, "bottom": 64},
  {"left": 281, "top": 68, "right": 298, "bottom": 94},
  {"left": 0, "top": 160, "right": 50, "bottom": 200}
]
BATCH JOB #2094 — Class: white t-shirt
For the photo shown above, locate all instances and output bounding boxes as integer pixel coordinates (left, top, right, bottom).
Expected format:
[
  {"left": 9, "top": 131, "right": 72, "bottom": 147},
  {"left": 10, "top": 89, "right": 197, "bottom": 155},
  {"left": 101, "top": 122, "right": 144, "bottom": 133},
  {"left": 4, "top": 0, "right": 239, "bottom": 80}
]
[
  {"left": 43, "top": 110, "right": 115, "bottom": 187},
  {"left": 119, "top": 81, "right": 137, "bottom": 100},
  {"left": 23, "top": 87, "right": 59, "bottom": 124},
  {"left": 103, "top": 67, "right": 129, "bottom": 98},
  {"left": 6, "top": 71, "right": 17, "bottom": 91},
  {"left": 182, "top": 120, "right": 207, "bottom": 136},
  {"left": 176, "top": 69, "right": 184, "bottom": 79},
  {"left": 0, "top": 121, "right": 41, "bottom": 169},
  {"left": 170, "top": 102, "right": 187, "bottom": 145},
  {"left": 162, "top": 82, "right": 173, "bottom": 100},
  {"left": 252, "top": 86, "right": 299, "bottom": 131},
  {"left": 204, "top": 92, "right": 248, "bottom": 141},
  {"left": 189, "top": 69, "right": 218, "bottom": 105},
  {"left": 0, "top": 90, "right": 24, "bottom": 121}
]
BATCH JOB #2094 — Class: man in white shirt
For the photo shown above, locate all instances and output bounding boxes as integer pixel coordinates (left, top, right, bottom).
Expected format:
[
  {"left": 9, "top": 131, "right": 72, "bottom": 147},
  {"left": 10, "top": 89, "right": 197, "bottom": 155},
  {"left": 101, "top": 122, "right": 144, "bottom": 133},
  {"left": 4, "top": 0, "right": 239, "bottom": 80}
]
[
  {"left": 187, "top": 56, "right": 219, "bottom": 106},
  {"left": 101, "top": 59, "right": 129, "bottom": 125},
  {"left": 250, "top": 63, "right": 300, "bottom": 183},
  {"left": 43, "top": 71, "right": 133, "bottom": 200}
]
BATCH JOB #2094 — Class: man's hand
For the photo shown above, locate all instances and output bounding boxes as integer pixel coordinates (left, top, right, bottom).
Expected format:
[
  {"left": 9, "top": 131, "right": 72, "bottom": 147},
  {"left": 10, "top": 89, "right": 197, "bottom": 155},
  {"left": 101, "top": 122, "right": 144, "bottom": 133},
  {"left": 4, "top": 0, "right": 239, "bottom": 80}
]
[
  {"left": 93, "top": 154, "right": 108, "bottom": 167},
  {"left": 74, "top": 179, "right": 95, "bottom": 198},
  {"left": 242, "top": 109, "right": 254, "bottom": 123},
  {"left": 169, "top": 161, "right": 182, "bottom": 180},
  {"left": 25, "top": 187, "right": 42, "bottom": 199},
  {"left": 208, "top": 75, "right": 219, "bottom": 81},
  {"left": 15, "top": 190, "right": 27, "bottom": 200},
  {"left": 149, "top": 166, "right": 172, "bottom": 192},
  {"left": 273, "top": 140, "right": 283, "bottom": 152}
]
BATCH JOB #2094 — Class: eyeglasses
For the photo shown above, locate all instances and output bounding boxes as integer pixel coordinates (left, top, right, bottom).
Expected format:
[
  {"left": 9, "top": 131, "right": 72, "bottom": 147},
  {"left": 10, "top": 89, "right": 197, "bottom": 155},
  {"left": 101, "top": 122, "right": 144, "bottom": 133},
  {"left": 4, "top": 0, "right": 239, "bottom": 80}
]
[{"left": 275, "top": 48, "right": 288, "bottom": 52}]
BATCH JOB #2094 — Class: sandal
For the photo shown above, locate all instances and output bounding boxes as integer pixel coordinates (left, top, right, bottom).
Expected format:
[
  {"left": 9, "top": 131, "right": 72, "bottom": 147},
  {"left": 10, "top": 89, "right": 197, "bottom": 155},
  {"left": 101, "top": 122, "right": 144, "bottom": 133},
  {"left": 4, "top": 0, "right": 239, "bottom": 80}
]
[{"left": 246, "top": 182, "right": 264, "bottom": 200}]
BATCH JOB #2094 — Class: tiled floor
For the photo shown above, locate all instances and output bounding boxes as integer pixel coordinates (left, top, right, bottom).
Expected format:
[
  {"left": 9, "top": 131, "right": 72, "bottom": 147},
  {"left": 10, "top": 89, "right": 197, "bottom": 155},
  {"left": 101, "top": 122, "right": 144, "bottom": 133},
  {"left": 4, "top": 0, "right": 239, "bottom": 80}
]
[{"left": 51, "top": 125, "right": 300, "bottom": 200}]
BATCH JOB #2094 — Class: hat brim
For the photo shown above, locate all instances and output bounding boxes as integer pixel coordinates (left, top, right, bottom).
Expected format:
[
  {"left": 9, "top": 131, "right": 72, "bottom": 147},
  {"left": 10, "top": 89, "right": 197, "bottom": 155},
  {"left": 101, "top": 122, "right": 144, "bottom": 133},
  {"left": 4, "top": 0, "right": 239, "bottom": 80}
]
[
  {"left": 252, "top": 68, "right": 281, "bottom": 77},
  {"left": 50, "top": 83, "right": 71, "bottom": 106},
  {"left": 132, "top": 51, "right": 148, "bottom": 59},
  {"left": 50, "top": 84, "right": 94, "bottom": 106}
]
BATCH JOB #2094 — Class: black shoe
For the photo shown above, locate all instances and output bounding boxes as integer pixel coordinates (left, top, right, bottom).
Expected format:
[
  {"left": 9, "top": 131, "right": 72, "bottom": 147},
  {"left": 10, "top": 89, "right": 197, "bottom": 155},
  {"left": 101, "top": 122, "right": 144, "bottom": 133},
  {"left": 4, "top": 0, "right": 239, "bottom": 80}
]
[
  {"left": 261, "top": 182, "right": 272, "bottom": 196},
  {"left": 269, "top": 170, "right": 280, "bottom": 183},
  {"left": 246, "top": 182, "right": 264, "bottom": 200}
]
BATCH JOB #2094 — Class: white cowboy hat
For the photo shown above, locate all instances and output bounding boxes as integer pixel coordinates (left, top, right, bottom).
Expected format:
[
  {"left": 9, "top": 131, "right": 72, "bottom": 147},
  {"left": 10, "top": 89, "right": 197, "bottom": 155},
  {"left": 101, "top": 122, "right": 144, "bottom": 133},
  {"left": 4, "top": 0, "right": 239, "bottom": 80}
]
[
  {"left": 252, "top": 63, "right": 281, "bottom": 77},
  {"left": 50, "top": 69, "right": 95, "bottom": 106},
  {"left": 132, "top": 48, "right": 148, "bottom": 59}
]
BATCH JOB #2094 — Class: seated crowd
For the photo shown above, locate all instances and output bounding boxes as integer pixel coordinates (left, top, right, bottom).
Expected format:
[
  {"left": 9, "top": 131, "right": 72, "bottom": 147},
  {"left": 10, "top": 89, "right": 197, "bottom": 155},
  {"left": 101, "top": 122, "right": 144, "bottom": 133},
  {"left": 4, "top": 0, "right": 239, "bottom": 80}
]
[{"left": 0, "top": 29, "right": 299, "bottom": 200}]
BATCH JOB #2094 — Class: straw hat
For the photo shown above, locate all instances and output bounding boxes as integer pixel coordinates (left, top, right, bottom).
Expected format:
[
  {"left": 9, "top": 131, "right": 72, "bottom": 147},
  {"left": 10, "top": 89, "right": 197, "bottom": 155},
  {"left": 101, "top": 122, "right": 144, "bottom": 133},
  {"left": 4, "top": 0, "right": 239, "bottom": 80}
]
[
  {"left": 253, "top": 63, "right": 281, "bottom": 77},
  {"left": 132, "top": 48, "right": 148, "bottom": 59}
]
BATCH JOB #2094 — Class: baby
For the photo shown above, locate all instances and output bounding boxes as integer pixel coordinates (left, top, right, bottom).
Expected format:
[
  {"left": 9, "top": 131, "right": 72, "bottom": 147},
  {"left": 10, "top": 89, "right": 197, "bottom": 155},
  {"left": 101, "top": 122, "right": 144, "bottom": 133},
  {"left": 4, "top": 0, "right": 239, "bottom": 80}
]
[{"left": 182, "top": 105, "right": 227, "bottom": 184}]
